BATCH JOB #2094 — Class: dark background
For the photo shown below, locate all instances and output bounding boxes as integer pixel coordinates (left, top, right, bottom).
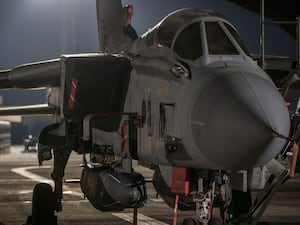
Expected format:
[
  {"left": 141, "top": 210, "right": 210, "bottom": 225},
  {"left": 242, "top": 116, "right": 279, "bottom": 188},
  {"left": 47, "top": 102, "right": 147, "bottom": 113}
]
[{"left": 0, "top": 0, "right": 297, "bottom": 143}]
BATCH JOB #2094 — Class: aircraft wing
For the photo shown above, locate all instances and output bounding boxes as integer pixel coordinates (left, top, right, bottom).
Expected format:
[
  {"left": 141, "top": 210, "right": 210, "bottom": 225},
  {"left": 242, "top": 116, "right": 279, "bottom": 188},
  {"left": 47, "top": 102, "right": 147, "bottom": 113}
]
[
  {"left": 228, "top": 0, "right": 299, "bottom": 38},
  {"left": 0, "top": 104, "right": 56, "bottom": 117},
  {"left": 0, "top": 59, "right": 60, "bottom": 118},
  {"left": 0, "top": 0, "right": 138, "bottom": 119},
  {"left": 0, "top": 53, "right": 132, "bottom": 124},
  {"left": 0, "top": 59, "right": 60, "bottom": 89}
]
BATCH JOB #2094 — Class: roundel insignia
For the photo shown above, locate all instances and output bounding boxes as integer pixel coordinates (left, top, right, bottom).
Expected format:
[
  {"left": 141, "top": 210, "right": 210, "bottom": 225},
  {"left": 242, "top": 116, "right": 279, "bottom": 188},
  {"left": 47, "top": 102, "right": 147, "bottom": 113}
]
[{"left": 141, "top": 100, "right": 147, "bottom": 124}]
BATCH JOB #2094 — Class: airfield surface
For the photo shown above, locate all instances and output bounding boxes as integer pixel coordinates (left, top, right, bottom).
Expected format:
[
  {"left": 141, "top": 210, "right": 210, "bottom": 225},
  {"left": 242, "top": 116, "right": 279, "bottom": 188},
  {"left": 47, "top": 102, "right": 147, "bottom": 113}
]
[{"left": 0, "top": 146, "right": 300, "bottom": 225}]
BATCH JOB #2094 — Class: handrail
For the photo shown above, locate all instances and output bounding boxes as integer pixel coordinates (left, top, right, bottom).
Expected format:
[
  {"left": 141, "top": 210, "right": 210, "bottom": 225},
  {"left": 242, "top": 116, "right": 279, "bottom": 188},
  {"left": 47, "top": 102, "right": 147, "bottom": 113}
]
[{"left": 260, "top": 0, "right": 300, "bottom": 69}]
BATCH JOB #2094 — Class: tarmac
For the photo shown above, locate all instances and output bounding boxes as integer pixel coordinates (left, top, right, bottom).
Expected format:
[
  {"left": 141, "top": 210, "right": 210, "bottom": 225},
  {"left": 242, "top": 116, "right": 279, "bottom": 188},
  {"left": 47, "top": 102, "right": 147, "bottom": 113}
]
[{"left": 0, "top": 146, "right": 299, "bottom": 225}]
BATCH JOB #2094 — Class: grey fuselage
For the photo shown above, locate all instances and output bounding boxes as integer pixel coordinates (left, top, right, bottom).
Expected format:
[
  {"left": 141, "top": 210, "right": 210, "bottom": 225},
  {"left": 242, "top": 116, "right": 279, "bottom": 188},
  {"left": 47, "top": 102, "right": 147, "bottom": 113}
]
[{"left": 122, "top": 9, "right": 290, "bottom": 171}]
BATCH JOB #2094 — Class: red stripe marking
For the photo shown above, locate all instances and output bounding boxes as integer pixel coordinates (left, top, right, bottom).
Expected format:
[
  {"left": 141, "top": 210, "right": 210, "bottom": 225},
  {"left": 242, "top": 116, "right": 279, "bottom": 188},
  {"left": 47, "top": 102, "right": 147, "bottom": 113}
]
[{"left": 68, "top": 78, "right": 78, "bottom": 110}]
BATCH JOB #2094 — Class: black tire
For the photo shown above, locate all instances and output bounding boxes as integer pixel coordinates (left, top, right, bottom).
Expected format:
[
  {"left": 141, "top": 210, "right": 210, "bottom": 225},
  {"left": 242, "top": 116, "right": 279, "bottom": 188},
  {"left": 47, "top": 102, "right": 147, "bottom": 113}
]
[
  {"left": 32, "top": 183, "right": 57, "bottom": 225},
  {"left": 296, "top": 149, "right": 300, "bottom": 174},
  {"left": 229, "top": 189, "right": 252, "bottom": 220},
  {"left": 182, "top": 218, "right": 197, "bottom": 225}
]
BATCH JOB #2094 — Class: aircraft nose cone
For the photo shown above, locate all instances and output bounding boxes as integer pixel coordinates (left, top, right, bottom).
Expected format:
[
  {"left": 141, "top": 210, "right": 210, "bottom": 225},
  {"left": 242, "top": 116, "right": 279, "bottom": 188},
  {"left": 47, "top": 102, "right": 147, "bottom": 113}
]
[{"left": 190, "top": 73, "right": 290, "bottom": 170}]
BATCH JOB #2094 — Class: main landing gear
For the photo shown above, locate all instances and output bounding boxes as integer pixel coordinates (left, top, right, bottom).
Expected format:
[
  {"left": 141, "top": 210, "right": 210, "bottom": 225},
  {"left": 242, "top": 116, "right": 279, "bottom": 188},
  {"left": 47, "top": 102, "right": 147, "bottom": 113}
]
[
  {"left": 25, "top": 144, "right": 72, "bottom": 225},
  {"left": 25, "top": 183, "right": 57, "bottom": 225},
  {"left": 23, "top": 122, "right": 70, "bottom": 225}
]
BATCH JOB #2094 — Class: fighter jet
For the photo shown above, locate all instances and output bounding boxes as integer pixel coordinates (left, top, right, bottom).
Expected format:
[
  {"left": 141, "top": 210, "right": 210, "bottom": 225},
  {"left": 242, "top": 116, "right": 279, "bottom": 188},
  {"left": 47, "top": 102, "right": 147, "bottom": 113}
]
[{"left": 0, "top": 1, "right": 297, "bottom": 225}]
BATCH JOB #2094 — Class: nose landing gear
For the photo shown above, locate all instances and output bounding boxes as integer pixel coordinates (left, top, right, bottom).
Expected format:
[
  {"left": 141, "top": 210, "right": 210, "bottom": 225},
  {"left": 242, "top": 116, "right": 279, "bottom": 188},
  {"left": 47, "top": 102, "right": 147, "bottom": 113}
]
[{"left": 180, "top": 171, "right": 230, "bottom": 225}]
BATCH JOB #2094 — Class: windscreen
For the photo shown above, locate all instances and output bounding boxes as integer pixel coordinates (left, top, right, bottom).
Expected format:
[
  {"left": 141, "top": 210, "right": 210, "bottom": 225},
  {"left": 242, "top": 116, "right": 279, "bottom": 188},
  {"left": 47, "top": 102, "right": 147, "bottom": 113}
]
[
  {"left": 173, "top": 23, "right": 202, "bottom": 60},
  {"left": 205, "top": 22, "right": 239, "bottom": 55}
]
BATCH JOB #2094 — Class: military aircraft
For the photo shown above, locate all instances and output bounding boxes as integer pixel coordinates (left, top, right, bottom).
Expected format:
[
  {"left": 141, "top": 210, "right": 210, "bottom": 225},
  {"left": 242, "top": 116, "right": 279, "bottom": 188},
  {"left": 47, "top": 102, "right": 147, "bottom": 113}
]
[{"left": 0, "top": 0, "right": 298, "bottom": 225}]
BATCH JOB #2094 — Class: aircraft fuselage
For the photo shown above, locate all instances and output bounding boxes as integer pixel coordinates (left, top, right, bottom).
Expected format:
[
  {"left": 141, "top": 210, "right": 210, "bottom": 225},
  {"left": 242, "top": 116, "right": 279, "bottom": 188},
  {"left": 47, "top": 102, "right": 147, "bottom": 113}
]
[{"left": 122, "top": 8, "right": 290, "bottom": 171}]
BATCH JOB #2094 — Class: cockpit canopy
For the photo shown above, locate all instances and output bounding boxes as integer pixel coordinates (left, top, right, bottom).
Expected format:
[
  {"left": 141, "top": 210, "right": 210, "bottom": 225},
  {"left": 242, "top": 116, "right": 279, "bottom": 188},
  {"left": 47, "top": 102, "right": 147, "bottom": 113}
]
[{"left": 142, "top": 8, "right": 249, "bottom": 60}]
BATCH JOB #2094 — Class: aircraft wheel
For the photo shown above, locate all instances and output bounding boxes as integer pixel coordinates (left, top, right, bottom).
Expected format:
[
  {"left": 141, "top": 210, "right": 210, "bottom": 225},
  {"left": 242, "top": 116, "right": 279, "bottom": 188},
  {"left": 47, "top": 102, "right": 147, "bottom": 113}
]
[
  {"left": 229, "top": 189, "right": 252, "bottom": 220},
  {"left": 32, "top": 183, "right": 57, "bottom": 225},
  {"left": 296, "top": 149, "right": 300, "bottom": 173},
  {"left": 182, "top": 218, "right": 197, "bottom": 225}
]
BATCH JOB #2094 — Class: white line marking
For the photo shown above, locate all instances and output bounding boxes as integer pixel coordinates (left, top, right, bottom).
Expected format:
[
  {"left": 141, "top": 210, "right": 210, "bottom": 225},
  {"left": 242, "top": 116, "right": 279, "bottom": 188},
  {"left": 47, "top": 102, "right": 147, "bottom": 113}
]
[
  {"left": 22, "top": 201, "right": 32, "bottom": 204},
  {"left": 112, "top": 213, "right": 168, "bottom": 225},
  {"left": 18, "top": 190, "right": 33, "bottom": 194},
  {"left": 0, "top": 179, "right": 33, "bottom": 182},
  {"left": 23, "top": 199, "right": 90, "bottom": 205},
  {"left": 12, "top": 166, "right": 53, "bottom": 184},
  {"left": 11, "top": 165, "right": 83, "bottom": 197},
  {"left": 149, "top": 198, "right": 164, "bottom": 202}
]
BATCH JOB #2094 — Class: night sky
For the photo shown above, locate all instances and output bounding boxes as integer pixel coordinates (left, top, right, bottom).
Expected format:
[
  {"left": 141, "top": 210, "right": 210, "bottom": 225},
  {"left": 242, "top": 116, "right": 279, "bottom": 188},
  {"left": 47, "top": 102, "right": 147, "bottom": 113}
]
[
  {"left": 0, "top": 0, "right": 297, "bottom": 142},
  {"left": 0, "top": 0, "right": 296, "bottom": 70}
]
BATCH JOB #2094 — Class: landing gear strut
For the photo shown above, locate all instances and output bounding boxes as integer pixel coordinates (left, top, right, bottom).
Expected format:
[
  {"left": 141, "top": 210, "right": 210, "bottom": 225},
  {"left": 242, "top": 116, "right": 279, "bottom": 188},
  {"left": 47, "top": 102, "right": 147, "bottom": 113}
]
[
  {"left": 25, "top": 145, "right": 72, "bottom": 225},
  {"left": 25, "top": 121, "right": 74, "bottom": 225},
  {"left": 51, "top": 146, "right": 72, "bottom": 212},
  {"left": 180, "top": 171, "right": 231, "bottom": 225}
]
